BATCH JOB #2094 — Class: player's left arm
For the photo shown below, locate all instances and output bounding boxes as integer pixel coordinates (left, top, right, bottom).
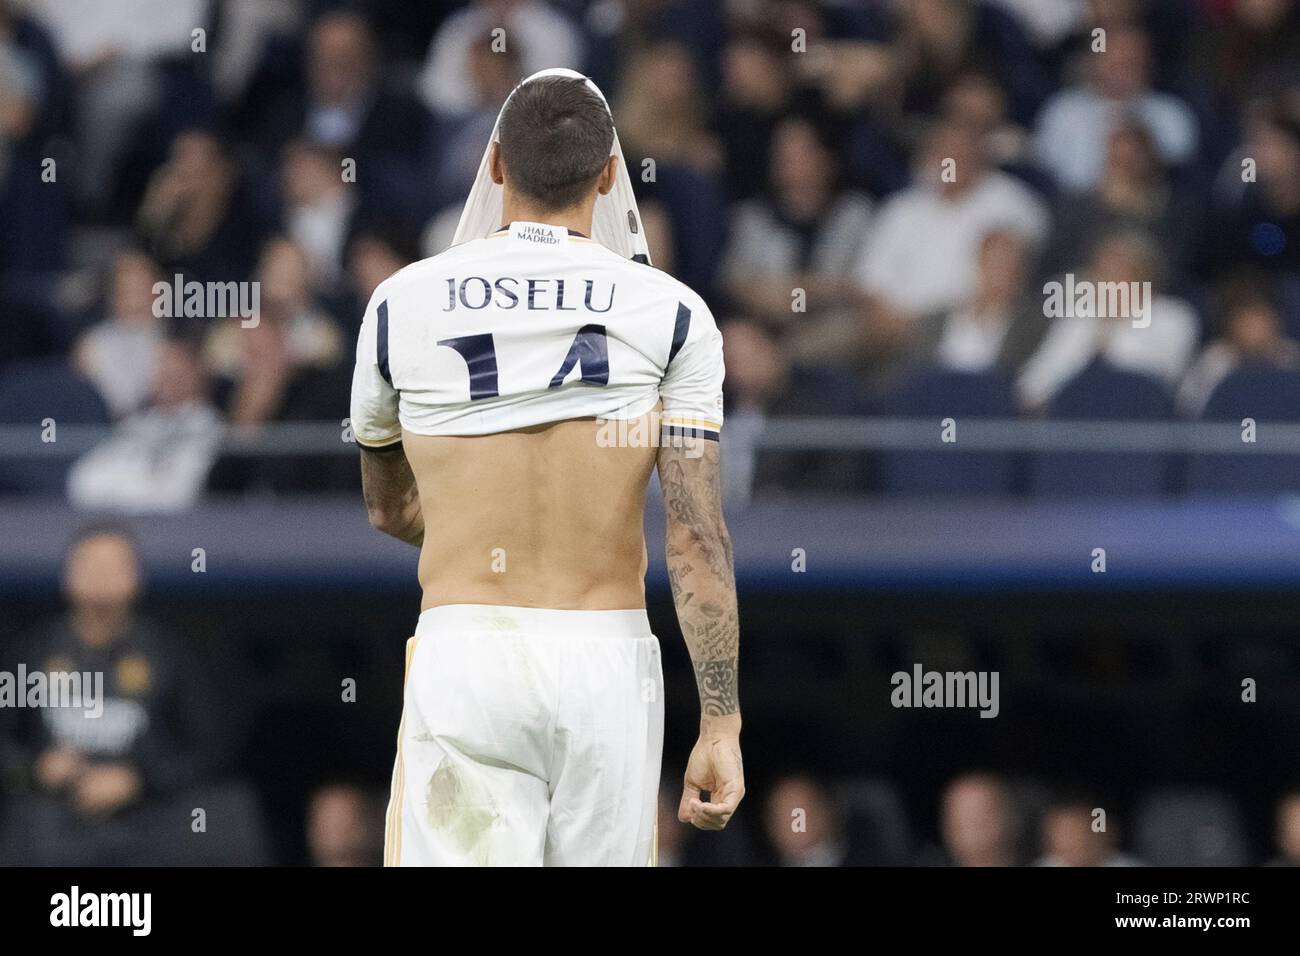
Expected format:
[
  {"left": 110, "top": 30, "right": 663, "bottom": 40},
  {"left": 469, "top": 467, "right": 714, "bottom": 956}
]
[
  {"left": 351, "top": 288, "right": 424, "bottom": 548},
  {"left": 658, "top": 291, "right": 743, "bottom": 830}
]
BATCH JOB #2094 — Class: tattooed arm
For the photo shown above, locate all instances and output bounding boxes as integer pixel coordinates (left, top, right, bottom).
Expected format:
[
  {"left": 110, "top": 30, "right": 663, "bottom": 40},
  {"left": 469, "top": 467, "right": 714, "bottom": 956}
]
[
  {"left": 658, "top": 438, "right": 744, "bottom": 831},
  {"left": 360, "top": 443, "right": 424, "bottom": 548}
]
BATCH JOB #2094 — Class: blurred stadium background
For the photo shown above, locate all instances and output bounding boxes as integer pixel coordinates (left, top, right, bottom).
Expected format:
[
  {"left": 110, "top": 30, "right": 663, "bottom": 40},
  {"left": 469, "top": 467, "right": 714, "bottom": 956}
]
[{"left": 2, "top": 0, "right": 1300, "bottom": 866}]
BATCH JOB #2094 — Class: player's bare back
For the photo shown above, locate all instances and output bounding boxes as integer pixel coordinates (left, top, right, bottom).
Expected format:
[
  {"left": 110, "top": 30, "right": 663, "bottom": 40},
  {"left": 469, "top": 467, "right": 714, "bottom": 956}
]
[{"left": 403, "top": 412, "right": 658, "bottom": 612}]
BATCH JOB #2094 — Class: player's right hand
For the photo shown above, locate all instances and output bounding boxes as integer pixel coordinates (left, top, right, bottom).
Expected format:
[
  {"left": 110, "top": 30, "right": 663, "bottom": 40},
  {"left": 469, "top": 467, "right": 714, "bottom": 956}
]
[{"left": 679, "top": 714, "right": 744, "bottom": 831}]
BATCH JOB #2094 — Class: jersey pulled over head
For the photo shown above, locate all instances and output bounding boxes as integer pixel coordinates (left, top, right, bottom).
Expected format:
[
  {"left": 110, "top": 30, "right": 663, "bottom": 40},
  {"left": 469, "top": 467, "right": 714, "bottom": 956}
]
[
  {"left": 351, "top": 69, "right": 721, "bottom": 448},
  {"left": 453, "top": 68, "right": 652, "bottom": 263}
]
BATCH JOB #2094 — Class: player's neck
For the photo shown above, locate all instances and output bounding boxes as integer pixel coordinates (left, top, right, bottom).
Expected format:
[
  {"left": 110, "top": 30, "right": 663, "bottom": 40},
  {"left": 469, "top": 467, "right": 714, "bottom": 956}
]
[{"left": 500, "top": 196, "right": 596, "bottom": 238}]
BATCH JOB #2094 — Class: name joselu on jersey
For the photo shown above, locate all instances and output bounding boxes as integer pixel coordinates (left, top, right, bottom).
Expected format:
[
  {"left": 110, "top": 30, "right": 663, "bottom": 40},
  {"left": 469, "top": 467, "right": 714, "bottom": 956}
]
[{"left": 443, "top": 276, "right": 615, "bottom": 312}]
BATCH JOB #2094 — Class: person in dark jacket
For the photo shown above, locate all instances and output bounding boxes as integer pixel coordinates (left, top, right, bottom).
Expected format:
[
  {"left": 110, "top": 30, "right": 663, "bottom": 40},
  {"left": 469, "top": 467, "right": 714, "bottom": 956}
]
[{"left": 1, "top": 523, "right": 206, "bottom": 865}]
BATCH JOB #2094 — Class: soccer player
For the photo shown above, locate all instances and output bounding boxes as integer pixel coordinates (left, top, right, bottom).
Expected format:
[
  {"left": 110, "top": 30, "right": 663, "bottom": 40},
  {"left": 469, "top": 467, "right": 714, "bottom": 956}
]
[{"left": 350, "top": 70, "right": 742, "bottom": 866}]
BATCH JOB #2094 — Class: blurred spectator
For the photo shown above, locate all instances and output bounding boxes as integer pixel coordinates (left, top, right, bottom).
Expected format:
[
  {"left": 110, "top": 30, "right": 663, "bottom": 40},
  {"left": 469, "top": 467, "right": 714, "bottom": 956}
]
[
  {"left": 890, "top": 0, "right": 1051, "bottom": 127},
  {"left": 1017, "top": 229, "right": 1199, "bottom": 411},
  {"left": 205, "top": 238, "right": 355, "bottom": 494},
  {"left": 1196, "top": 0, "right": 1300, "bottom": 106},
  {"left": 279, "top": 139, "right": 358, "bottom": 296},
  {"left": 783, "top": 27, "right": 907, "bottom": 196},
  {"left": 300, "top": 11, "right": 380, "bottom": 148},
  {"left": 1211, "top": 107, "right": 1300, "bottom": 274},
  {"left": 720, "top": 116, "right": 873, "bottom": 366},
  {"left": 136, "top": 129, "right": 272, "bottom": 285},
  {"left": 418, "top": 0, "right": 585, "bottom": 122},
  {"left": 712, "top": 32, "right": 792, "bottom": 202},
  {"left": 204, "top": 0, "right": 300, "bottom": 108},
  {"left": 1033, "top": 25, "right": 1198, "bottom": 191},
  {"left": 1266, "top": 787, "right": 1300, "bottom": 866},
  {"left": 1132, "top": 787, "right": 1250, "bottom": 866},
  {"left": 67, "top": 336, "right": 221, "bottom": 513},
  {"left": 0, "top": 0, "right": 68, "bottom": 273},
  {"left": 305, "top": 782, "right": 383, "bottom": 867},
  {"left": 940, "top": 71, "right": 1033, "bottom": 170},
  {"left": 616, "top": 42, "right": 728, "bottom": 293},
  {"left": 854, "top": 118, "right": 1048, "bottom": 349},
  {"left": 205, "top": 237, "right": 342, "bottom": 424},
  {"left": 347, "top": 222, "right": 423, "bottom": 310},
  {"left": 31, "top": 0, "right": 208, "bottom": 217},
  {"left": 1042, "top": 119, "right": 1203, "bottom": 284},
  {"left": 718, "top": 319, "right": 782, "bottom": 502},
  {"left": 988, "top": 0, "right": 1086, "bottom": 51},
  {"left": 1, "top": 524, "right": 205, "bottom": 865},
  {"left": 764, "top": 773, "right": 870, "bottom": 866},
  {"left": 428, "top": 40, "right": 521, "bottom": 212},
  {"left": 1033, "top": 794, "right": 1141, "bottom": 866},
  {"left": 720, "top": 319, "right": 870, "bottom": 499},
  {"left": 71, "top": 249, "right": 166, "bottom": 419},
  {"left": 257, "top": 10, "right": 432, "bottom": 220},
  {"left": 937, "top": 771, "right": 1021, "bottom": 866},
  {"left": 1088, "top": 0, "right": 1151, "bottom": 31},
  {"left": 586, "top": 0, "right": 728, "bottom": 100},
  {"left": 1178, "top": 278, "right": 1300, "bottom": 415},
  {"left": 908, "top": 229, "right": 1047, "bottom": 377},
  {"left": 617, "top": 41, "right": 721, "bottom": 170},
  {"left": 0, "top": 3, "right": 44, "bottom": 190}
]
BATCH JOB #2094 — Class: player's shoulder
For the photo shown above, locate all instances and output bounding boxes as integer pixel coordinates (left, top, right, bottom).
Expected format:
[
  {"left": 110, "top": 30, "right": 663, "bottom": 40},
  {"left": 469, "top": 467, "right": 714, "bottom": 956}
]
[{"left": 592, "top": 248, "right": 713, "bottom": 316}]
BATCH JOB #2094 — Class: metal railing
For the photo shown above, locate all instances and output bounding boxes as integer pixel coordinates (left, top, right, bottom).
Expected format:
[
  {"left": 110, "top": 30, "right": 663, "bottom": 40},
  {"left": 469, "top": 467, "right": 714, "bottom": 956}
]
[{"left": 0, "top": 417, "right": 1296, "bottom": 459}]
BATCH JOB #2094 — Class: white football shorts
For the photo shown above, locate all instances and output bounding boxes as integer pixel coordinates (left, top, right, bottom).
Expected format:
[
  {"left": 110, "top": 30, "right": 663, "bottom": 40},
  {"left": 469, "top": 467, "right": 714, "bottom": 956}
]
[{"left": 384, "top": 604, "right": 664, "bottom": 866}]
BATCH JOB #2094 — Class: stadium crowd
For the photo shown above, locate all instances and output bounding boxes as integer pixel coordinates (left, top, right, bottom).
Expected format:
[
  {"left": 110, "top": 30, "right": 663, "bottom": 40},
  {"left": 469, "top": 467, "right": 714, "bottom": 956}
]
[{"left": 1, "top": 0, "right": 1299, "bottom": 503}]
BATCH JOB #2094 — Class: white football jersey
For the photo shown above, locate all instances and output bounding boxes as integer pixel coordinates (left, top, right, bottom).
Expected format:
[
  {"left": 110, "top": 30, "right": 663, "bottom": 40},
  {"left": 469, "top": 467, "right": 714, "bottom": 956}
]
[{"left": 350, "top": 220, "right": 724, "bottom": 447}]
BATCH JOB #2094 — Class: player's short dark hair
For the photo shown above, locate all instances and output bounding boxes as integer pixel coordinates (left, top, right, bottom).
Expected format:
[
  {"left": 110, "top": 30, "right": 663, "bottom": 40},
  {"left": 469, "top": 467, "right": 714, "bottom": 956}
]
[{"left": 497, "top": 76, "right": 614, "bottom": 212}]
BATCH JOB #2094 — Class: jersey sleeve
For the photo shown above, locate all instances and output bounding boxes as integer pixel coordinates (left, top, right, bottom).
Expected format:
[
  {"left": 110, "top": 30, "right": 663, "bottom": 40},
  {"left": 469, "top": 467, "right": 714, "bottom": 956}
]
[
  {"left": 659, "top": 296, "right": 725, "bottom": 442},
  {"left": 349, "top": 289, "right": 402, "bottom": 450}
]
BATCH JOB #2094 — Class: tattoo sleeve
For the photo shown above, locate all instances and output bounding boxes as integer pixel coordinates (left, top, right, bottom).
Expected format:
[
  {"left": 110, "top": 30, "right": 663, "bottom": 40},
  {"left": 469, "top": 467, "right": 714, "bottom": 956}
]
[
  {"left": 658, "top": 439, "right": 739, "bottom": 717},
  {"left": 359, "top": 443, "right": 424, "bottom": 548}
]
